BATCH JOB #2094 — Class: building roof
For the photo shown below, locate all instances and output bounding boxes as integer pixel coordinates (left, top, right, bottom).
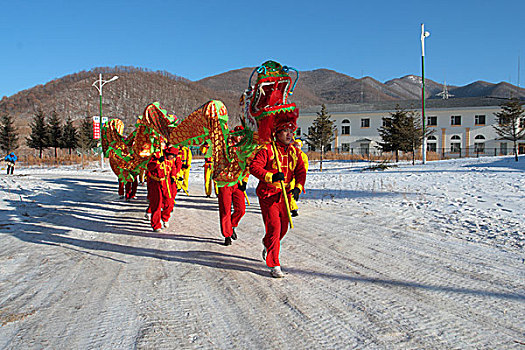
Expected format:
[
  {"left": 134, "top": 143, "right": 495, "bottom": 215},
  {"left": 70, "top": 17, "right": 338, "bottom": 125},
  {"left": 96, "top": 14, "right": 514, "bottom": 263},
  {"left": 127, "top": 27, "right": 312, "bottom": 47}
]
[{"left": 300, "top": 97, "right": 517, "bottom": 114}]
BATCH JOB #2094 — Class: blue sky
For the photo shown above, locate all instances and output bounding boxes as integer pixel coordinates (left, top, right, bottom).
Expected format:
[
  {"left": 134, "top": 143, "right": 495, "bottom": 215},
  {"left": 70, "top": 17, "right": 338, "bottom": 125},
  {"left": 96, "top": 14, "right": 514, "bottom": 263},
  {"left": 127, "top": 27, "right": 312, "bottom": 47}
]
[{"left": 1, "top": 0, "right": 524, "bottom": 98}]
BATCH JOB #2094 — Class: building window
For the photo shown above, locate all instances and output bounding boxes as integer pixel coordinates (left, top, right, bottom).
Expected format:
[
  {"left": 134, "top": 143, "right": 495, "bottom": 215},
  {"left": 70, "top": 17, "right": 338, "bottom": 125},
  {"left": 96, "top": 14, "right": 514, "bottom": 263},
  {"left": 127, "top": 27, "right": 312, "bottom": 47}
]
[
  {"left": 382, "top": 118, "right": 392, "bottom": 127},
  {"left": 360, "top": 143, "right": 369, "bottom": 155},
  {"left": 451, "top": 115, "right": 462, "bottom": 126},
  {"left": 450, "top": 135, "right": 461, "bottom": 153},
  {"left": 361, "top": 118, "right": 370, "bottom": 128},
  {"left": 295, "top": 127, "right": 301, "bottom": 137},
  {"left": 341, "top": 143, "right": 350, "bottom": 152},
  {"left": 427, "top": 116, "right": 437, "bottom": 126},
  {"left": 341, "top": 119, "right": 350, "bottom": 135},
  {"left": 520, "top": 117, "right": 525, "bottom": 128},
  {"left": 427, "top": 135, "right": 437, "bottom": 152},
  {"left": 474, "top": 135, "right": 485, "bottom": 153},
  {"left": 475, "top": 115, "right": 486, "bottom": 125}
]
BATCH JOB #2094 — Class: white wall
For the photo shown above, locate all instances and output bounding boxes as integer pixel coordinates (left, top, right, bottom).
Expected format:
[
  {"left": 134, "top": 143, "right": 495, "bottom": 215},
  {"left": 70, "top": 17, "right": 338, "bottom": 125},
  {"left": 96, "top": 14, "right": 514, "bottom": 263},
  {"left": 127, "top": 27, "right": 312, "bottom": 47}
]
[{"left": 298, "top": 105, "right": 509, "bottom": 155}]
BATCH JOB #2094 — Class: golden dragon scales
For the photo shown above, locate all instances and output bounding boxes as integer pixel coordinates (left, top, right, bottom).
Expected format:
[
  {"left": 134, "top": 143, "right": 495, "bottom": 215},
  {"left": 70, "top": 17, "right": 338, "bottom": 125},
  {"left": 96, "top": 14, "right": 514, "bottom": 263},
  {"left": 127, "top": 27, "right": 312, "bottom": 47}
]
[{"left": 102, "top": 60, "right": 300, "bottom": 187}]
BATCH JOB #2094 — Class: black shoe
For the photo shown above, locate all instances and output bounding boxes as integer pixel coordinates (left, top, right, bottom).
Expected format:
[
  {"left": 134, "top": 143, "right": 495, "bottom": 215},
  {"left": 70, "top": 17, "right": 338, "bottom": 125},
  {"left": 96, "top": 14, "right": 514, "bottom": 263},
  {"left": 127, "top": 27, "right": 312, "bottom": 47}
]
[
  {"left": 291, "top": 209, "right": 298, "bottom": 217},
  {"left": 224, "top": 237, "right": 232, "bottom": 246},
  {"left": 231, "top": 228, "right": 237, "bottom": 240}
]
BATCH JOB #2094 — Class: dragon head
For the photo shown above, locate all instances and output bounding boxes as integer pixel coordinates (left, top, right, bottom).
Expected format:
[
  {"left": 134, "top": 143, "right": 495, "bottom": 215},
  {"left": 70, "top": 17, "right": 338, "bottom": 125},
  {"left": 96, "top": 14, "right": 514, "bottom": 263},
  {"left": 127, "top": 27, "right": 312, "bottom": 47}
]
[{"left": 241, "top": 60, "right": 299, "bottom": 143}]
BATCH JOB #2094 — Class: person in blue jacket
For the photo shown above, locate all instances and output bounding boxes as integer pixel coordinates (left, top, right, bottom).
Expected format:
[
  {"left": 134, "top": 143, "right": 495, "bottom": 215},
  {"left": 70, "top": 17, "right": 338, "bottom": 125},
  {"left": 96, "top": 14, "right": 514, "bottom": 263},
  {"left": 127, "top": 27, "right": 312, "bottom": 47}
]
[{"left": 4, "top": 152, "right": 17, "bottom": 175}]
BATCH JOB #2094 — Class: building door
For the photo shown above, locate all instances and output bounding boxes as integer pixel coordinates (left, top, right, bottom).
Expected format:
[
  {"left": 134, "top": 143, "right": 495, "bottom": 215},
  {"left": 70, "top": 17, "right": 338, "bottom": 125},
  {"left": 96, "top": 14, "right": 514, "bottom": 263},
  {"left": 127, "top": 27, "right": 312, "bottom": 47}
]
[{"left": 500, "top": 142, "right": 507, "bottom": 155}]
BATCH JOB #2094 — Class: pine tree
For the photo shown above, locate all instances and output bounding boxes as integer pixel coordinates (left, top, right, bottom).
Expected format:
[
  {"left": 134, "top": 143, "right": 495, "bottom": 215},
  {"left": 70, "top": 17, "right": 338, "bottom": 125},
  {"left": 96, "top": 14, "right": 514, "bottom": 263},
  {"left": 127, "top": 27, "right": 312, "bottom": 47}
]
[
  {"left": 304, "top": 104, "right": 335, "bottom": 171},
  {"left": 61, "top": 116, "right": 78, "bottom": 155},
  {"left": 493, "top": 98, "right": 525, "bottom": 161},
  {"left": 77, "top": 116, "right": 95, "bottom": 167},
  {"left": 0, "top": 113, "right": 19, "bottom": 154},
  {"left": 47, "top": 111, "right": 63, "bottom": 158},
  {"left": 378, "top": 106, "right": 431, "bottom": 164},
  {"left": 26, "top": 108, "right": 48, "bottom": 158},
  {"left": 378, "top": 113, "right": 401, "bottom": 162}
]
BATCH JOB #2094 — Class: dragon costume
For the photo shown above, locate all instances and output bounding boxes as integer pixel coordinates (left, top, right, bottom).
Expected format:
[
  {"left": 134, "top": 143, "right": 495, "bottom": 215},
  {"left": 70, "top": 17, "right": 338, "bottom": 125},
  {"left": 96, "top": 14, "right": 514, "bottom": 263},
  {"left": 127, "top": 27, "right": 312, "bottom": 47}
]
[{"left": 102, "top": 60, "right": 300, "bottom": 188}]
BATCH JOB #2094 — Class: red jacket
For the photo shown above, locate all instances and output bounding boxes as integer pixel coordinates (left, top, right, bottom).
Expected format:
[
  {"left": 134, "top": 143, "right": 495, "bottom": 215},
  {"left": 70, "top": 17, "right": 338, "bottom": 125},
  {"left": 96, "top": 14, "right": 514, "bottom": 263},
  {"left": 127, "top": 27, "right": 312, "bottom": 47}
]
[
  {"left": 249, "top": 141, "right": 306, "bottom": 199},
  {"left": 169, "top": 157, "right": 182, "bottom": 180}
]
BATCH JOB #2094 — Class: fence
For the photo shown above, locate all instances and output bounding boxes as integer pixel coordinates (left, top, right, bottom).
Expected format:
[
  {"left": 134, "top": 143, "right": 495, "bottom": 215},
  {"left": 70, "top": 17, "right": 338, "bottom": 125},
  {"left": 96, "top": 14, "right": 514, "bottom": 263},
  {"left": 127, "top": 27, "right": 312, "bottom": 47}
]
[{"left": 311, "top": 147, "right": 521, "bottom": 162}]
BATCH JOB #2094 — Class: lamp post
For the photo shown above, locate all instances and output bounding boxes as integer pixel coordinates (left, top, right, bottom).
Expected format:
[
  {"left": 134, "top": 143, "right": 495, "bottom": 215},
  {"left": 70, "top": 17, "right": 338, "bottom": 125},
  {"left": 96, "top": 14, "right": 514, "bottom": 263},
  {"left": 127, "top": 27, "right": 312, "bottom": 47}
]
[
  {"left": 92, "top": 73, "right": 118, "bottom": 168},
  {"left": 420, "top": 24, "right": 430, "bottom": 164}
]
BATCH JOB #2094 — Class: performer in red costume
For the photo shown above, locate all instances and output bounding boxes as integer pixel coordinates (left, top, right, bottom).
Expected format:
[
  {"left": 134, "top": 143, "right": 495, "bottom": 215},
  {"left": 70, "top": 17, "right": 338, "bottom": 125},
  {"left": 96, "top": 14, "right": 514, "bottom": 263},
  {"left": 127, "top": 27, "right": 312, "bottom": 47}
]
[
  {"left": 118, "top": 176, "right": 138, "bottom": 201},
  {"left": 217, "top": 125, "right": 249, "bottom": 246},
  {"left": 167, "top": 147, "right": 182, "bottom": 208},
  {"left": 249, "top": 112, "right": 306, "bottom": 278},
  {"left": 146, "top": 146, "right": 179, "bottom": 232}
]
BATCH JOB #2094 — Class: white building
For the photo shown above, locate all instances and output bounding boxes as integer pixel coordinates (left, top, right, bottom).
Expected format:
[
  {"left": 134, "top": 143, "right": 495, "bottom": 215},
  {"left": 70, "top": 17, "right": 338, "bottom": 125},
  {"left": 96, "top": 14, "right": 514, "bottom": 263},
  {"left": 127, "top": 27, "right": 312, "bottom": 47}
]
[{"left": 297, "top": 97, "right": 525, "bottom": 157}]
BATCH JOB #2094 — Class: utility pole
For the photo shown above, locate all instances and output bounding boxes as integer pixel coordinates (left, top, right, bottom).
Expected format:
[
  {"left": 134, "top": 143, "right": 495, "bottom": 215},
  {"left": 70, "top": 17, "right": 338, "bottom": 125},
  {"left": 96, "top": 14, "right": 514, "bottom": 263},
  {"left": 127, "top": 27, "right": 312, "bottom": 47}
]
[{"left": 421, "top": 24, "right": 430, "bottom": 164}]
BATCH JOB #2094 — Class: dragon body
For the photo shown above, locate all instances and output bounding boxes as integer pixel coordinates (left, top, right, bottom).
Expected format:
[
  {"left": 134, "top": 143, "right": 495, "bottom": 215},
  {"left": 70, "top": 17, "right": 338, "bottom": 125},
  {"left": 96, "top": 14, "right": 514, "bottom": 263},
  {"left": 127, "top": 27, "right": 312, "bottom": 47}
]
[{"left": 102, "top": 60, "right": 299, "bottom": 187}]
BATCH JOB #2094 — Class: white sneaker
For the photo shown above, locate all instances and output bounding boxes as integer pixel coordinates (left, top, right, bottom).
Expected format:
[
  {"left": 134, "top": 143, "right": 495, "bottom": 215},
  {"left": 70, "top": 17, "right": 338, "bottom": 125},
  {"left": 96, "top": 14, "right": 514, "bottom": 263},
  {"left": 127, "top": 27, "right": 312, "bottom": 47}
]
[
  {"left": 162, "top": 221, "right": 170, "bottom": 228},
  {"left": 262, "top": 247, "right": 267, "bottom": 261},
  {"left": 153, "top": 228, "right": 162, "bottom": 232},
  {"left": 270, "top": 266, "right": 285, "bottom": 278},
  {"left": 145, "top": 212, "right": 151, "bottom": 221}
]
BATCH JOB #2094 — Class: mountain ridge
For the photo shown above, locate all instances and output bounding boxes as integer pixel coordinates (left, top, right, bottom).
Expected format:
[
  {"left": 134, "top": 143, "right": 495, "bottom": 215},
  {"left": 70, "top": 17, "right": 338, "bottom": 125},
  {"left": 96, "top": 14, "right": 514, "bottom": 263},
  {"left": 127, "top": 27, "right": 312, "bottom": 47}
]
[{"left": 2, "top": 65, "right": 524, "bottom": 136}]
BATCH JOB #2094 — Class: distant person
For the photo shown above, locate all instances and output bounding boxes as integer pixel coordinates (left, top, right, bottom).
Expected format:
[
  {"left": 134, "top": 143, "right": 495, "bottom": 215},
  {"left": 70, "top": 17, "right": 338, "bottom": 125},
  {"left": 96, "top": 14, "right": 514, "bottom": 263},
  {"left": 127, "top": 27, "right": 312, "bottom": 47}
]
[
  {"left": 4, "top": 152, "right": 17, "bottom": 175},
  {"left": 249, "top": 113, "right": 306, "bottom": 278},
  {"left": 177, "top": 146, "right": 192, "bottom": 193},
  {"left": 289, "top": 139, "right": 309, "bottom": 217},
  {"left": 200, "top": 143, "right": 215, "bottom": 197}
]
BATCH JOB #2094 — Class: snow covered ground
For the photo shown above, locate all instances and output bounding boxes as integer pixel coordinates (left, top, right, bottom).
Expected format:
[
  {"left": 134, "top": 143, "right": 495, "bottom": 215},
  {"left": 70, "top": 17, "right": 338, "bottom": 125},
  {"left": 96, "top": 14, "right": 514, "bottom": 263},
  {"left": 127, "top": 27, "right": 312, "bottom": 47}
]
[{"left": 0, "top": 156, "right": 524, "bottom": 349}]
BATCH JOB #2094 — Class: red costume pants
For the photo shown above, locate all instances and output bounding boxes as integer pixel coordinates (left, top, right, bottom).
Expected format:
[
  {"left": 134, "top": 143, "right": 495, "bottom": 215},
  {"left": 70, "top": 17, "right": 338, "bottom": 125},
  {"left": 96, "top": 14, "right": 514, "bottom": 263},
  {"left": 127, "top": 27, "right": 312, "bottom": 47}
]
[
  {"left": 217, "top": 184, "right": 246, "bottom": 238},
  {"left": 119, "top": 180, "right": 138, "bottom": 199},
  {"left": 259, "top": 193, "right": 290, "bottom": 268},
  {"left": 148, "top": 180, "right": 174, "bottom": 230}
]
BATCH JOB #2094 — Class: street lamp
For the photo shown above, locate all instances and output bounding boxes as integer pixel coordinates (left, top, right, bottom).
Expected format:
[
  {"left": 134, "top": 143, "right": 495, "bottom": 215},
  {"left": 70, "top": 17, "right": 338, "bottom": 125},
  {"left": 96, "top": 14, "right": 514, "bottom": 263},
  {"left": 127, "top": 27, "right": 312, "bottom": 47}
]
[
  {"left": 421, "top": 24, "right": 430, "bottom": 164},
  {"left": 92, "top": 73, "right": 118, "bottom": 168}
]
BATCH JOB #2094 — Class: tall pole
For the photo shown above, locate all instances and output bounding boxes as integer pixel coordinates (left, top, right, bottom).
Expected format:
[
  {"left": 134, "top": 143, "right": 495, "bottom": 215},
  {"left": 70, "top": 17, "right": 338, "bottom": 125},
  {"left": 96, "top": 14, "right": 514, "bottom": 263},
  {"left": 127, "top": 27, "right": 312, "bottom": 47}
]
[
  {"left": 92, "top": 73, "right": 118, "bottom": 169},
  {"left": 421, "top": 24, "right": 430, "bottom": 164},
  {"left": 98, "top": 74, "right": 104, "bottom": 169}
]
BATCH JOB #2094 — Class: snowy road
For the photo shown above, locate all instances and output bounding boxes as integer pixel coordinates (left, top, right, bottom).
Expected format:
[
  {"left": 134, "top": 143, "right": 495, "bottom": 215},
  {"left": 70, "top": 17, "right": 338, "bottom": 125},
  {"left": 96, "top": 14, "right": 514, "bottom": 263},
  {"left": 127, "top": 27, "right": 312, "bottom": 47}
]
[{"left": 1, "top": 157, "right": 524, "bottom": 349}]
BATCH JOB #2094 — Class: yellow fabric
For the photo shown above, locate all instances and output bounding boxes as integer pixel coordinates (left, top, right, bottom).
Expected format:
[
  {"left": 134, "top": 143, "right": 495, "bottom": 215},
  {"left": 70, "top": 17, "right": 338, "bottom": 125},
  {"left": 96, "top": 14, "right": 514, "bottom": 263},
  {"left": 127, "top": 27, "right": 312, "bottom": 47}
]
[
  {"left": 264, "top": 172, "right": 274, "bottom": 183},
  {"left": 177, "top": 146, "right": 192, "bottom": 191},
  {"left": 204, "top": 166, "right": 213, "bottom": 196},
  {"left": 263, "top": 143, "right": 300, "bottom": 193},
  {"left": 181, "top": 168, "right": 190, "bottom": 192},
  {"left": 290, "top": 197, "right": 298, "bottom": 211}
]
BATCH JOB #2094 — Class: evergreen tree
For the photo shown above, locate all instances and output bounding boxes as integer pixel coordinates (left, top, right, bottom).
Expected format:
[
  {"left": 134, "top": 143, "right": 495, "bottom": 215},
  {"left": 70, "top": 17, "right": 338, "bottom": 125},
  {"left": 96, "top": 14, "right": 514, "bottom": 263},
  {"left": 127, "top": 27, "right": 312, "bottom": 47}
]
[
  {"left": 304, "top": 104, "right": 335, "bottom": 171},
  {"left": 77, "top": 116, "right": 95, "bottom": 167},
  {"left": 26, "top": 108, "right": 48, "bottom": 158},
  {"left": 0, "top": 113, "right": 19, "bottom": 154},
  {"left": 61, "top": 116, "right": 78, "bottom": 155},
  {"left": 493, "top": 98, "right": 525, "bottom": 161},
  {"left": 47, "top": 111, "right": 63, "bottom": 158},
  {"left": 399, "top": 109, "right": 427, "bottom": 165},
  {"left": 378, "top": 113, "right": 401, "bottom": 162},
  {"left": 378, "top": 106, "right": 430, "bottom": 164}
]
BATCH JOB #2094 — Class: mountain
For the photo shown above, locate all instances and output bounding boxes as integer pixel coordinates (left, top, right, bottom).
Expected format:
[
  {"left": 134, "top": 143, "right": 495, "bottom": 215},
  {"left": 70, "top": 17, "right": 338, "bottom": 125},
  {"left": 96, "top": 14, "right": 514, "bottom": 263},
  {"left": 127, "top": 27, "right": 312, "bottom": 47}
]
[
  {"left": 447, "top": 81, "right": 523, "bottom": 99},
  {"left": 0, "top": 66, "right": 243, "bottom": 135},
  {"left": 2, "top": 65, "right": 524, "bottom": 139},
  {"left": 385, "top": 75, "right": 447, "bottom": 99}
]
